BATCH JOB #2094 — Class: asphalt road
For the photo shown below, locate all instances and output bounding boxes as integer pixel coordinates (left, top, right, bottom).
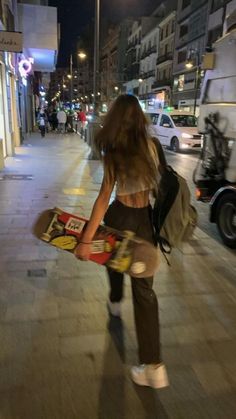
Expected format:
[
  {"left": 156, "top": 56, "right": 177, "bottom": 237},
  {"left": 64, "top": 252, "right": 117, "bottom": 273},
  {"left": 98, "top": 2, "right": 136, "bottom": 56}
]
[{"left": 163, "top": 148, "right": 221, "bottom": 243}]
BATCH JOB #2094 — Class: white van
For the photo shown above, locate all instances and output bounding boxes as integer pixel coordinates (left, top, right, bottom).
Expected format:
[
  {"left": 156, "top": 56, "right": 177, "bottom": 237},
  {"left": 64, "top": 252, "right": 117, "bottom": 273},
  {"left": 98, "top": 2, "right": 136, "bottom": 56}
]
[{"left": 146, "top": 110, "right": 202, "bottom": 152}]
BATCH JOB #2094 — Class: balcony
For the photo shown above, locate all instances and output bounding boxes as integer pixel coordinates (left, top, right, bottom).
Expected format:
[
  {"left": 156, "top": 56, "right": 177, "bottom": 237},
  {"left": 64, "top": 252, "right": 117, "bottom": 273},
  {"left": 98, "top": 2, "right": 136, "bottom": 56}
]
[
  {"left": 152, "top": 78, "right": 172, "bottom": 89},
  {"left": 141, "top": 45, "right": 157, "bottom": 59},
  {"left": 18, "top": 3, "right": 58, "bottom": 72},
  {"left": 139, "top": 70, "right": 155, "bottom": 79},
  {"left": 156, "top": 52, "right": 173, "bottom": 65},
  {"left": 126, "top": 39, "right": 138, "bottom": 52}
]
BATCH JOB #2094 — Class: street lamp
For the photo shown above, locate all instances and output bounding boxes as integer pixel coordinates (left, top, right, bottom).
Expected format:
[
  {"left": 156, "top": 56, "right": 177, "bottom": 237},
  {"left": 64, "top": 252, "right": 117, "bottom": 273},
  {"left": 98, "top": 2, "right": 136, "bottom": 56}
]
[
  {"left": 77, "top": 51, "right": 87, "bottom": 101},
  {"left": 185, "top": 49, "right": 201, "bottom": 115},
  {"left": 78, "top": 51, "right": 87, "bottom": 60},
  {"left": 69, "top": 54, "right": 73, "bottom": 109},
  {"left": 69, "top": 52, "right": 87, "bottom": 109},
  {"left": 93, "top": 0, "right": 100, "bottom": 115}
]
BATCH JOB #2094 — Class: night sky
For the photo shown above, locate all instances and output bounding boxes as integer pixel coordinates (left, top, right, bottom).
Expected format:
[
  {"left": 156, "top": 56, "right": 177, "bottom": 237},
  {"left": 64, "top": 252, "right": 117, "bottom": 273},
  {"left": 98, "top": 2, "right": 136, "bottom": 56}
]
[{"left": 49, "top": 0, "right": 161, "bottom": 67}]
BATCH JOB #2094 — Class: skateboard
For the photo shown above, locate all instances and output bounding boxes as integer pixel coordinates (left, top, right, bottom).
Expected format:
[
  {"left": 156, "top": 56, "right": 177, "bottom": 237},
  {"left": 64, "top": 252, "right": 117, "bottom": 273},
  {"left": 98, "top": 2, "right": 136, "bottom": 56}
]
[{"left": 32, "top": 207, "right": 159, "bottom": 278}]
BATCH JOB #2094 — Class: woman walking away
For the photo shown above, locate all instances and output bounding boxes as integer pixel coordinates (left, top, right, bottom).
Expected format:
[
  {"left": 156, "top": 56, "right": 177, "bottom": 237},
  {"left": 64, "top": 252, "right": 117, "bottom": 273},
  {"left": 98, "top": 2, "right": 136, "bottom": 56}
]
[
  {"left": 75, "top": 94, "right": 169, "bottom": 389},
  {"left": 38, "top": 109, "right": 47, "bottom": 137}
]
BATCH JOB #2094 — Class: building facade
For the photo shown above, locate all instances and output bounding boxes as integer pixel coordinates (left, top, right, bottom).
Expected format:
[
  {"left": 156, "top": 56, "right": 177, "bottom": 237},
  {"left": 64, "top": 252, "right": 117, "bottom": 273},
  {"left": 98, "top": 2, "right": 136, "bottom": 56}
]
[
  {"left": 124, "top": 16, "right": 159, "bottom": 105},
  {"left": 139, "top": 24, "right": 159, "bottom": 110},
  {"left": 152, "top": 10, "right": 176, "bottom": 108},
  {"left": 0, "top": 0, "right": 21, "bottom": 163},
  {"left": 48, "top": 61, "right": 92, "bottom": 107},
  {"left": 100, "top": 25, "right": 119, "bottom": 106},
  {"left": 124, "top": 20, "right": 142, "bottom": 97},
  {"left": 17, "top": 1, "right": 58, "bottom": 135},
  {"left": 172, "top": 0, "right": 210, "bottom": 115},
  {"left": 207, "top": 0, "right": 236, "bottom": 46}
]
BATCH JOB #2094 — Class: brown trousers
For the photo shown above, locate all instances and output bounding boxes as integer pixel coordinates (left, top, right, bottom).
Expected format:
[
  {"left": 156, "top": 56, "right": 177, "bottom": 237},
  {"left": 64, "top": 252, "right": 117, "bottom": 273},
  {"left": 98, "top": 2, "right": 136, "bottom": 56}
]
[{"left": 104, "top": 199, "right": 161, "bottom": 364}]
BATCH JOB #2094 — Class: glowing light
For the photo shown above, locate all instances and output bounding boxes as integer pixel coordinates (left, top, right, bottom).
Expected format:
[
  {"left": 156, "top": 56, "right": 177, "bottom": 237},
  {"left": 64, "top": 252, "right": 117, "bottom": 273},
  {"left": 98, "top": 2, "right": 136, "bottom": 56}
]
[
  {"left": 185, "top": 61, "right": 193, "bottom": 69},
  {"left": 196, "top": 188, "right": 201, "bottom": 200},
  {"left": 182, "top": 133, "right": 192, "bottom": 139},
  {"left": 18, "top": 57, "right": 34, "bottom": 78},
  {"left": 78, "top": 51, "right": 87, "bottom": 59}
]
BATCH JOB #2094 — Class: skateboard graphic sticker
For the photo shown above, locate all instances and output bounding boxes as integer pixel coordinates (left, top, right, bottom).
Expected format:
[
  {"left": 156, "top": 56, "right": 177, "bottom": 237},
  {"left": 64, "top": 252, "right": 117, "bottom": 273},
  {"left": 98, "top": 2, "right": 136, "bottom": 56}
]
[{"left": 32, "top": 207, "right": 159, "bottom": 278}]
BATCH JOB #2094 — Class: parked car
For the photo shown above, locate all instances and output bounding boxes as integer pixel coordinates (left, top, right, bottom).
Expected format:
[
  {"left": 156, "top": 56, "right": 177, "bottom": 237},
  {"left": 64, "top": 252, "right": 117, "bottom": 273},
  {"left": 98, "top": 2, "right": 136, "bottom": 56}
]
[{"left": 146, "top": 110, "right": 202, "bottom": 152}]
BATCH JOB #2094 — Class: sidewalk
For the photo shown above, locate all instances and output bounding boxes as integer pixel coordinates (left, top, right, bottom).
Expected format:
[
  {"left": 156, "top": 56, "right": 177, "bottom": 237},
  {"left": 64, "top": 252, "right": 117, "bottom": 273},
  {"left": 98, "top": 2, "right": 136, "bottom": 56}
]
[{"left": 0, "top": 132, "right": 236, "bottom": 419}]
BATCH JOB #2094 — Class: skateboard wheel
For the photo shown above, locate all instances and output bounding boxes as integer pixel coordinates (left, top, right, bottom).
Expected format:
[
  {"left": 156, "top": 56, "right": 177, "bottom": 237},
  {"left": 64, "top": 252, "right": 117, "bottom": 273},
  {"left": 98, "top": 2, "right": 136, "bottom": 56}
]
[{"left": 130, "top": 262, "right": 146, "bottom": 275}]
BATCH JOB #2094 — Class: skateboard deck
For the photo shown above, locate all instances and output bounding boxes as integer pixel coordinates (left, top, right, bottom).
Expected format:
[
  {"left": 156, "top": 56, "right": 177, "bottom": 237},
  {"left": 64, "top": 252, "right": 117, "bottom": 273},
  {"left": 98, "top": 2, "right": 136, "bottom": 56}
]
[{"left": 32, "top": 207, "right": 159, "bottom": 278}]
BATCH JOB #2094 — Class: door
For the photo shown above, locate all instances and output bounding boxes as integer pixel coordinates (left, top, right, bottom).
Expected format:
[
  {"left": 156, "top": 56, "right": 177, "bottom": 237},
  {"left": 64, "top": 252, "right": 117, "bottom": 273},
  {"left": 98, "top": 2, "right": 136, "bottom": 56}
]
[{"left": 0, "top": 64, "right": 7, "bottom": 157}]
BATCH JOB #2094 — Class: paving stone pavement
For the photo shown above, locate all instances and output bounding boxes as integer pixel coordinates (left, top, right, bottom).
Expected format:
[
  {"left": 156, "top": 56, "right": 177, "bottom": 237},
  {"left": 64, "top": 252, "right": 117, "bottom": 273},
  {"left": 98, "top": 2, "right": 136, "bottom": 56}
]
[{"left": 0, "top": 132, "right": 236, "bottom": 419}]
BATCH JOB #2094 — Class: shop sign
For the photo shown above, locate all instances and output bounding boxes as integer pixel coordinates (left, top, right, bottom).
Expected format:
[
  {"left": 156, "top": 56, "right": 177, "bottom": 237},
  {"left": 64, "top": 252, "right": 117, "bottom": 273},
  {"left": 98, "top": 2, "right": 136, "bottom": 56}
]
[
  {"left": 18, "top": 57, "right": 34, "bottom": 86},
  {"left": 18, "top": 57, "right": 34, "bottom": 78},
  {"left": 0, "top": 31, "right": 23, "bottom": 53}
]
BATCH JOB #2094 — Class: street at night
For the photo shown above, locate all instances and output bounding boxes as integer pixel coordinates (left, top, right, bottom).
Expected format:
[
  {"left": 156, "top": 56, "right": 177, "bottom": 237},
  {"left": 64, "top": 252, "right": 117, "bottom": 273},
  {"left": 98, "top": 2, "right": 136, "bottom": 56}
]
[{"left": 0, "top": 0, "right": 236, "bottom": 418}]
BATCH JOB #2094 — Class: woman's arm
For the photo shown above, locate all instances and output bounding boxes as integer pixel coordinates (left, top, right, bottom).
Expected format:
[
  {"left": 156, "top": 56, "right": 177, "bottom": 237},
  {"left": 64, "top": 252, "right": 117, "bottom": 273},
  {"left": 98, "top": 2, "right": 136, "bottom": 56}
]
[{"left": 75, "top": 175, "right": 115, "bottom": 260}]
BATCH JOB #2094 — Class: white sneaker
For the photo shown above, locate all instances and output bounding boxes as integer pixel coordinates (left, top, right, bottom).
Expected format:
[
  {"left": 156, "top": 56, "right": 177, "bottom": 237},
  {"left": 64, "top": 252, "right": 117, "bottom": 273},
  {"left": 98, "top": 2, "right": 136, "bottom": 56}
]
[
  {"left": 131, "top": 363, "right": 169, "bottom": 389},
  {"left": 107, "top": 300, "right": 121, "bottom": 317}
]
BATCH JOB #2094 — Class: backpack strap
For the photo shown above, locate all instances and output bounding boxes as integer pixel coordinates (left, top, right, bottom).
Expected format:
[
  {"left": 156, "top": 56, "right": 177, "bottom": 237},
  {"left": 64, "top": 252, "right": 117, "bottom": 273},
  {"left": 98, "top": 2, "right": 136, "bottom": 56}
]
[{"left": 155, "top": 234, "right": 171, "bottom": 266}]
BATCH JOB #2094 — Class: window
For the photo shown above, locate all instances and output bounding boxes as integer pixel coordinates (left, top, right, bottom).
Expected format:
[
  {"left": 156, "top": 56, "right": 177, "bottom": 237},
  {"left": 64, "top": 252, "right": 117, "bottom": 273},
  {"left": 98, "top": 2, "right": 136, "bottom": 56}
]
[
  {"left": 207, "top": 26, "right": 222, "bottom": 46},
  {"left": 211, "top": 0, "right": 225, "bottom": 13},
  {"left": 160, "top": 115, "right": 172, "bottom": 127},
  {"left": 182, "top": 0, "right": 191, "bottom": 10},
  {"left": 172, "top": 115, "right": 197, "bottom": 127},
  {"left": 177, "top": 74, "right": 185, "bottom": 91},
  {"left": 166, "top": 23, "right": 169, "bottom": 37},
  {"left": 177, "top": 50, "right": 187, "bottom": 64},
  {"left": 171, "top": 19, "right": 175, "bottom": 34},
  {"left": 147, "top": 113, "right": 159, "bottom": 125},
  {"left": 179, "top": 23, "right": 188, "bottom": 38}
]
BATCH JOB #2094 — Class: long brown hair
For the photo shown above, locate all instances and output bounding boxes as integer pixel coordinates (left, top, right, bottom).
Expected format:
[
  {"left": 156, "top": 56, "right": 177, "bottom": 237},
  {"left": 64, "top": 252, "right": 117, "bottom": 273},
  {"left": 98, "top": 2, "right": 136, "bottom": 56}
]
[{"left": 95, "top": 94, "right": 159, "bottom": 186}]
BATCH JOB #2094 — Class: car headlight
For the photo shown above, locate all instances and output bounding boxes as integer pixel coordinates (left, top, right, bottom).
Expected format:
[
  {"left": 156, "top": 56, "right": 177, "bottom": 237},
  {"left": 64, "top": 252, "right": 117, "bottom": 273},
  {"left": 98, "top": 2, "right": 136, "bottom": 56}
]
[
  {"left": 180, "top": 143, "right": 189, "bottom": 149},
  {"left": 182, "top": 132, "right": 192, "bottom": 139}
]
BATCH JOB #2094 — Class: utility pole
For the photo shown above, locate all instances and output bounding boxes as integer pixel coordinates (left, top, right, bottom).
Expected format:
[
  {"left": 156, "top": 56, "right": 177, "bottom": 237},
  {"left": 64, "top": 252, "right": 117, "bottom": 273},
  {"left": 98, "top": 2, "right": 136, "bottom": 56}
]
[
  {"left": 93, "top": 0, "right": 100, "bottom": 115},
  {"left": 70, "top": 53, "right": 73, "bottom": 109},
  {"left": 87, "top": 0, "right": 100, "bottom": 160}
]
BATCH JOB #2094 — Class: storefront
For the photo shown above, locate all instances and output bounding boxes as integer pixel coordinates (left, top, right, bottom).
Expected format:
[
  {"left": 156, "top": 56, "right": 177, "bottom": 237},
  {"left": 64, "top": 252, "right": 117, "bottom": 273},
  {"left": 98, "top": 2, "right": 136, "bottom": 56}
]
[
  {"left": 139, "top": 90, "right": 170, "bottom": 112},
  {"left": 0, "top": 30, "right": 22, "bottom": 162},
  {"left": 5, "top": 52, "right": 21, "bottom": 149},
  {"left": 17, "top": 55, "right": 35, "bottom": 139},
  {"left": 0, "top": 59, "right": 7, "bottom": 157}
]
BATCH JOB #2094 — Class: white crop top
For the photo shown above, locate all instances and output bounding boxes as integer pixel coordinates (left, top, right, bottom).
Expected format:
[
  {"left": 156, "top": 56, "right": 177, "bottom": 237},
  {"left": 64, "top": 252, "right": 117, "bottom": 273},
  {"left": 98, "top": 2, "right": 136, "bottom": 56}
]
[{"left": 116, "top": 177, "right": 152, "bottom": 196}]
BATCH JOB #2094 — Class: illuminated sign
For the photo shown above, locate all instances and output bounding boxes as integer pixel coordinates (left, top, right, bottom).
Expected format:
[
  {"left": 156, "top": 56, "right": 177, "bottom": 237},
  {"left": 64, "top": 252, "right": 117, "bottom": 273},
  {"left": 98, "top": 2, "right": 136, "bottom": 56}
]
[{"left": 18, "top": 57, "right": 34, "bottom": 79}]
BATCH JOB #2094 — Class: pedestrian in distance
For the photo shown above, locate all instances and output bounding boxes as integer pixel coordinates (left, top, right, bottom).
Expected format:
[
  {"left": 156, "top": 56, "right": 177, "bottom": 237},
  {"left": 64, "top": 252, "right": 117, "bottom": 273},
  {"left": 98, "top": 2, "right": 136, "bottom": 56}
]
[
  {"left": 75, "top": 94, "right": 169, "bottom": 389},
  {"left": 50, "top": 108, "right": 59, "bottom": 131},
  {"left": 38, "top": 109, "right": 47, "bottom": 138},
  {"left": 57, "top": 108, "right": 67, "bottom": 134},
  {"left": 77, "top": 108, "right": 87, "bottom": 139}
]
